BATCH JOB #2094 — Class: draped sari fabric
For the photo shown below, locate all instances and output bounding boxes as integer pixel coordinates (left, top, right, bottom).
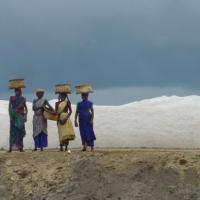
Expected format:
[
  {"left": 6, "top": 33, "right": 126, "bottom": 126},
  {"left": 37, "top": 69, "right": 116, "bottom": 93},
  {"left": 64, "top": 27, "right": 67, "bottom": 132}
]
[
  {"left": 33, "top": 99, "right": 48, "bottom": 148},
  {"left": 77, "top": 100, "right": 96, "bottom": 147},
  {"left": 57, "top": 100, "right": 75, "bottom": 145},
  {"left": 9, "top": 96, "right": 26, "bottom": 150}
]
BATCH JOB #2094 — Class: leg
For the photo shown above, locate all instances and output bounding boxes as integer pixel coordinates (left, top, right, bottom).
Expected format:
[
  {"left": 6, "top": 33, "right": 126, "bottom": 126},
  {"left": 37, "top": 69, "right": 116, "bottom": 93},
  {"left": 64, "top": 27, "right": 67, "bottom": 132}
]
[
  {"left": 20, "top": 143, "right": 24, "bottom": 152},
  {"left": 34, "top": 147, "right": 37, "bottom": 151},
  {"left": 90, "top": 140, "right": 95, "bottom": 152},
  {"left": 65, "top": 140, "right": 69, "bottom": 151},
  {"left": 34, "top": 135, "right": 38, "bottom": 151},
  {"left": 91, "top": 146, "right": 94, "bottom": 152},
  {"left": 20, "top": 147, "right": 24, "bottom": 152},
  {"left": 39, "top": 134, "right": 44, "bottom": 151},
  {"left": 8, "top": 145, "right": 12, "bottom": 153},
  {"left": 19, "top": 135, "right": 24, "bottom": 152},
  {"left": 34, "top": 138, "right": 37, "bottom": 151},
  {"left": 79, "top": 123, "right": 87, "bottom": 152},
  {"left": 65, "top": 140, "right": 72, "bottom": 153},
  {"left": 82, "top": 142, "right": 87, "bottom": 151},
  {"left": 60, "top": 144, "right": 64, "bottom": 151}
]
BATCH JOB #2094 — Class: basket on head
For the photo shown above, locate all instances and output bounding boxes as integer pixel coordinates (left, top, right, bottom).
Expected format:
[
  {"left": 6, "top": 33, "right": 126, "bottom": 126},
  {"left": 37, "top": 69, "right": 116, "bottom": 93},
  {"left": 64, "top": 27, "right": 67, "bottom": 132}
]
[
  {"left": 9, "top": 79, "right": 26, "bottom": 89},
  {"left": 75, "top": 84, "right": 93, "bottom": 94},
  {"left": 55, "top": 84, "right": 71, "bottom": 94}
]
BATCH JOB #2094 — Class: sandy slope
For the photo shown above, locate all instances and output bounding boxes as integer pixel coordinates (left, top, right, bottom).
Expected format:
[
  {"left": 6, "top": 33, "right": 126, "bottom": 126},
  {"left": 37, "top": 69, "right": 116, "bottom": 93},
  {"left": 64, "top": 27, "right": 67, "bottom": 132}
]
[
  {"left": 1, "top": 96, "right": 200, "bottom": 149},
  {"left": 1, "top": 149, "right": 200, "bottom": 200}
]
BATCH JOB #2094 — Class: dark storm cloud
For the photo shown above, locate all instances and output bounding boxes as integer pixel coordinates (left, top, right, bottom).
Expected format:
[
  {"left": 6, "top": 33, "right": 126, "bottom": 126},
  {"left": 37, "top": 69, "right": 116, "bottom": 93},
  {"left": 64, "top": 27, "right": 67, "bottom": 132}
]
[{"left": 0, "top": 0, "right": 200, "bottom": 94}]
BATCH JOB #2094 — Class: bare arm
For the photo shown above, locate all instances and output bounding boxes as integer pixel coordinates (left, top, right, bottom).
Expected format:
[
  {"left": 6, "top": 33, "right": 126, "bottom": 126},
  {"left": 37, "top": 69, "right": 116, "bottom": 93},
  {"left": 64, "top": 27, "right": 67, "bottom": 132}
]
[
  {"left": 74, "top": 105, "right": 79, "bottom": 127},
  {"left": 67, "top": 102, "right": 72, "bottom": 118},
  {"left": 24, "top": 101, "right": 28, "bottom": 122},
  {"left": 46, "top": 101, "right": 54, "bottom": 111},
  {"left": 65, "top": 97, "right": 72, "bottom": 117},
  {"left": 8, "top": 98, "right": 12, "bottom": 118},
  {"left": 24, "top": 102, "right": 28, "bottom": 115},
  {"left": 90, "top": 107, "right": 94, "bottom": 124}
]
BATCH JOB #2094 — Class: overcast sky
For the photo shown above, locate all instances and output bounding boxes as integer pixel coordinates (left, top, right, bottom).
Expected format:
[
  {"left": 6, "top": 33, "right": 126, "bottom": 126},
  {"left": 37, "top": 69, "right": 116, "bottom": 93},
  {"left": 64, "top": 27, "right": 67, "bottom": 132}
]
[{"left": 0, "top": 0, "right": 200, "bottom": 104}]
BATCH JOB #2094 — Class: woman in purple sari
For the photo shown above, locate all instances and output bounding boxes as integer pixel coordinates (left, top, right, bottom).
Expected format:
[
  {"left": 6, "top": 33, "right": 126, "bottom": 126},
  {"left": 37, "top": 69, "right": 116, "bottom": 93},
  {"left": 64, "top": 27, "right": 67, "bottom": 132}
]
[
  {"left": 9, "top": 88, "right": 28, "bottom": 152},
  {"left": 75, "top": 93, "right": 96, "bottom": 151}
]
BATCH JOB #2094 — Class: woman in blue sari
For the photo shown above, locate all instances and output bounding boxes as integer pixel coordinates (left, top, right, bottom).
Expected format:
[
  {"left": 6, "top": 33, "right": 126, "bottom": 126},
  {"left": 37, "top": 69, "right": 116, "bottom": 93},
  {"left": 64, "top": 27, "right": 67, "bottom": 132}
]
[
  {"left": 75, "top": 92, "right": 96, "bottom": 151},
  {"left": 9, "top": 88, "right": 28, "bottom": 152}
]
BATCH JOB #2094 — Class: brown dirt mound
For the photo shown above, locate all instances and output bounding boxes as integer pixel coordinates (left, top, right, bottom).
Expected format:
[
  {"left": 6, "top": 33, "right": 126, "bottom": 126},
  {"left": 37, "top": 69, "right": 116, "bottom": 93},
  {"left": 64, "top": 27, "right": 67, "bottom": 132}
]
[{"left": 1, "top": 149, "right": 200, "bottom": 200}]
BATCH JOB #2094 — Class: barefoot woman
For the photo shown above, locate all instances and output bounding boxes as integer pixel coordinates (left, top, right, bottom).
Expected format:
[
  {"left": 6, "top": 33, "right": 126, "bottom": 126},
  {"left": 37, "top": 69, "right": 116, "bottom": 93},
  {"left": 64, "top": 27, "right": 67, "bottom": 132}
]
[
  {"left": 55, "top": 84, "right": 75, "bottom": 152},
  {"left": 8, "top": 79, "right": 28, "bottom": 152},
  {"left": 33, "top": 89, "right": 54, "bottom": 151},
  {"left": 75, "top": 84, "right": 96, "bottom": 151}
]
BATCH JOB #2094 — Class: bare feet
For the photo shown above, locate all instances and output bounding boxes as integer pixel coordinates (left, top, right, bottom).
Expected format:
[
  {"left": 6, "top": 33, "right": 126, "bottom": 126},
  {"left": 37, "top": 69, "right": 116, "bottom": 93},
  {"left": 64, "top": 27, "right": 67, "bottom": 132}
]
[
  {"left": 60, "top": 146, "right": 64, "bottom": 152},
  {"left": 81, "top": 148, "right": 87, "bottom": 152},
  {"left": 65, "top": 146, "right": 68, "bottom": 152},
  {"left": 67, "top": 149, "right": 71, "bottom": 154},
  {"left": 7, "top": 147, "right": 12, "bottom": 153}
]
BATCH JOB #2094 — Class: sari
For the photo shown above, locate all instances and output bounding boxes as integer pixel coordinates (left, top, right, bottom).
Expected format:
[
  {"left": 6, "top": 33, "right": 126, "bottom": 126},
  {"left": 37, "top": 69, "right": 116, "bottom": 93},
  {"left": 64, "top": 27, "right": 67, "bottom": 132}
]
[
  {"left": 77, "top": 100, "right": 96, "bottom": 147},
  {"left": 57, "top": 100, "right": 75, "bottom": 145},
  {"left": 33, "top": 98, "right": 48, "bottom": 148},
  {"left": 9, "top": 96, "right": 26, "bottom": 150}
]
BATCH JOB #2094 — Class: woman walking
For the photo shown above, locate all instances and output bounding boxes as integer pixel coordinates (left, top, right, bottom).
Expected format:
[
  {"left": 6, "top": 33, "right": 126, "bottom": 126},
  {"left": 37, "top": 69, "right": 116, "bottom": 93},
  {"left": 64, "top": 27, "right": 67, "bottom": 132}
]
[
  {"left": 8, "top": 79, "right": 28, "bottom": 152},
  {"left": 33, "top": 89, "right": 54, "bottom": 151},
  {"left": 55, "top": 84, "right": 75, "bottom": 153},
  {"left": 75, "top": 84, "right": 96, "bottom": 152}
]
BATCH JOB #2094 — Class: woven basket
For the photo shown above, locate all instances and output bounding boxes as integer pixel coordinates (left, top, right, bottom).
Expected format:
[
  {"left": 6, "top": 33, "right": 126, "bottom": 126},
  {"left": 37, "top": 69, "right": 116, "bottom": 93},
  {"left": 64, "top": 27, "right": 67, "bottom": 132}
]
[
  {"left": 76, "top": 84, "right": 93, "bottom": 94},
  {"left": 9, "top": 79, "right": 26, "bottom": 89},
  {"left": 55, "top": 84, "right": 71, "bottom": 94},
  {"left": 43, "top": 108, "right": 58, "bottom": 121}
]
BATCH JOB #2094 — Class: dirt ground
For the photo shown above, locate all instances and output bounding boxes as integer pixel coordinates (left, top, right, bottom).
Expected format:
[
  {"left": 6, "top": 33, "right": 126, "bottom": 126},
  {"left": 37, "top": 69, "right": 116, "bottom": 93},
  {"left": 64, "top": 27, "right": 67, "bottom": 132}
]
[{"left": 1, "top": 148, "right": 200, "bottom": 200}]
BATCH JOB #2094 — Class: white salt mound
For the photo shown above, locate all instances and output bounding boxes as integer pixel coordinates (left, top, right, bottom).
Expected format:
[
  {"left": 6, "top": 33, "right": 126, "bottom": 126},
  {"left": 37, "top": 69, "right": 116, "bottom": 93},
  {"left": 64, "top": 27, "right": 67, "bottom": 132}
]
[{"left": 1, "top": 96, "right": 200, "bottom": 149}]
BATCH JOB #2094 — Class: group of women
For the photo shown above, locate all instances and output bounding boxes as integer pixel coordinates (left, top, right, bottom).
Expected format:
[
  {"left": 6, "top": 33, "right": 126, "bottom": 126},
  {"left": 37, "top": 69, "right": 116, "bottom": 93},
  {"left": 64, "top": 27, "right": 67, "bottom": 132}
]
[{"left": 8, "top": 81, "right": 96, "bottom": 153}]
